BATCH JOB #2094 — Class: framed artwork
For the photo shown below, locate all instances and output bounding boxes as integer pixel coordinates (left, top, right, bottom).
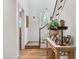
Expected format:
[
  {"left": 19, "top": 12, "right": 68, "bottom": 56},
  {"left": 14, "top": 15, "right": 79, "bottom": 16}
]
[{"left": 26, "top": 16, "right": 29, "bottom": 28}]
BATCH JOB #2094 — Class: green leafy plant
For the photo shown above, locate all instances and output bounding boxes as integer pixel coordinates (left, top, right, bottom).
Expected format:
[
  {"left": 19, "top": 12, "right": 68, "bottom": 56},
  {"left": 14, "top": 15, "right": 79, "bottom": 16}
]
[{"left": 48, "top": 20, "right": 59, "bottom": 30}]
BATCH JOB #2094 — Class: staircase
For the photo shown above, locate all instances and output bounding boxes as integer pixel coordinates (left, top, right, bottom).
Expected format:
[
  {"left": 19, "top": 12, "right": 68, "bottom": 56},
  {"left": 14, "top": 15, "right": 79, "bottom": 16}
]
[
  {"left": 25, "top": 41, "right": 40, "bottom": 49},
  {"left": 39, "top": 0, "right": 66, "bottom": 48}
]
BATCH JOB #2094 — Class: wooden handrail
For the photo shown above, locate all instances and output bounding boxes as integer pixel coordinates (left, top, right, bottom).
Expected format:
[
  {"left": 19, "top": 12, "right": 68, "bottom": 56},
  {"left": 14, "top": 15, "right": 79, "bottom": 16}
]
[
  {"left": 39, "top": 23, "right": 48, "bottom": 30},
  {"left": 46, "top": 37, "right": 75, "bottom": 49},
  {"left": 52, "top": 0, "right": 59, "bottom": 20}
]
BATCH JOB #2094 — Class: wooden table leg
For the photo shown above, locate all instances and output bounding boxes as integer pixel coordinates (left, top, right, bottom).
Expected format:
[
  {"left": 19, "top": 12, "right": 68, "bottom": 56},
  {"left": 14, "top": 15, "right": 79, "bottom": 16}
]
[
  {"left": 68, "top": 51, "right": 74, "bottom": 59},
  {"left": 46, "top": 41, "right": 48, "bottom": 48},
  {"left": 55, "top": 52, "right": 60, "bottom": 59},
  {"left": 46, "top": 40, "right": 48, "bottom": 58}
]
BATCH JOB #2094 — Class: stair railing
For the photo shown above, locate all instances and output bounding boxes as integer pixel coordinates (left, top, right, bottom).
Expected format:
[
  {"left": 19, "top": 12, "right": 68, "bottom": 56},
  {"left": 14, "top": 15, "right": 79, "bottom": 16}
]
[{"left": 39, "top": 0, "right": 67, "bottom": 47}]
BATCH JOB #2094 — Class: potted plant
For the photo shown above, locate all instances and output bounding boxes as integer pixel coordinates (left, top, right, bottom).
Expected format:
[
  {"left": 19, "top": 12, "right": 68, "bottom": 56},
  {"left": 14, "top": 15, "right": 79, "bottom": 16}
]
[{"left": 48, "top": 20, "right": 59, "bottom": 37}]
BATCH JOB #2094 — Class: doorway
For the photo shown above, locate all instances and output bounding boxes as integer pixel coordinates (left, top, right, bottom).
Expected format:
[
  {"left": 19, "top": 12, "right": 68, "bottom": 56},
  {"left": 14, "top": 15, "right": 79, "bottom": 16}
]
[{"left": 18, "top": 8, "right": 25, "bottom": 50}]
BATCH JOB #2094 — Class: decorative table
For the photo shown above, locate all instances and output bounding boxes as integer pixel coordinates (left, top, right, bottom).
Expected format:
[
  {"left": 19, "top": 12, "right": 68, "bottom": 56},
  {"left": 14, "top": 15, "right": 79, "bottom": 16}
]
[{"left": 46, "top": 37, "right": 75, "bottom": 59}]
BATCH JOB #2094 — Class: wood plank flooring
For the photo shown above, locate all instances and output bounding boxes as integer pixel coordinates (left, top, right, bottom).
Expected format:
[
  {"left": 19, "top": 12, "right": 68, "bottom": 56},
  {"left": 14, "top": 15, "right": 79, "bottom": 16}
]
[{"left": 20, "top": 48, "right": 55, "bottom": 59}]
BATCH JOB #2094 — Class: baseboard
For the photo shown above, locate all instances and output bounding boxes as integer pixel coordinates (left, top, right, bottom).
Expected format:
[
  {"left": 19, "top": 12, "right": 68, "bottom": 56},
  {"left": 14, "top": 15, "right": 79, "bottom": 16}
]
[
  {"left": 3, "top": 57, "right": 18, "bottom": 59},
  {"left": 25, "top": 46, "right": 40, "bottom": 49},
  {"left": 28, "top": 41, "right": 39, "bottom": 43},
  {"left": 3, "top": 54, "right": 19, "bottom": 59},
  {"left": 25, "top": 41, "right": 30, "bottom": 46}
]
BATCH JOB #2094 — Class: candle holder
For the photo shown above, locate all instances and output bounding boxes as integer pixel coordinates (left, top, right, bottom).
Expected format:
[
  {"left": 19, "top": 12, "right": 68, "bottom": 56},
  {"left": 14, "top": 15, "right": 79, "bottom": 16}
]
[{"left": 58, "top": 20, "right": 68, "bottom": 46}]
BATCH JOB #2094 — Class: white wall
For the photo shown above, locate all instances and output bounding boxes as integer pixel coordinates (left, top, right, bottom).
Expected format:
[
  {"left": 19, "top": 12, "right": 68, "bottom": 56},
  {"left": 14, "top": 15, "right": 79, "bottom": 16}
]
[
  {"left": 18, "top": 0, "right": 57, "bottom": 43},
  {"left": 59, "top": 0, "right": 76, "bottom": 46},
  {"left": 18, "top": 0, "right": 30, "bottom": 15},
  {"left": 3, "top": 0, "right": 19, "bottom": 59},
  {"left": 21, "top": 10, "right": 29, "bottom": 49},
  {"left": 28, "top": 0, "right": 56, "bottom": 42}
]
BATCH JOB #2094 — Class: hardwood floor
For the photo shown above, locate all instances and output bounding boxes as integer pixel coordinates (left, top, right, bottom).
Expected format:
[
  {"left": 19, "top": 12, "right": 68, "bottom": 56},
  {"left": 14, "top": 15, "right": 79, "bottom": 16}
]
[{"left": 20, "top": 48, "right": 55, "bottom": 59}]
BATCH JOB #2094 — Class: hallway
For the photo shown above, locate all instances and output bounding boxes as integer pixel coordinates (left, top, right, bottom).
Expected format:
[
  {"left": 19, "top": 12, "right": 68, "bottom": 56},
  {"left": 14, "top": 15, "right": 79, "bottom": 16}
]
[
  {"left": 3, "top": 0, "right": 76, "bottom": 59},
  {"left": 20, "top": 48, "right": 55, "bottom": 59}
]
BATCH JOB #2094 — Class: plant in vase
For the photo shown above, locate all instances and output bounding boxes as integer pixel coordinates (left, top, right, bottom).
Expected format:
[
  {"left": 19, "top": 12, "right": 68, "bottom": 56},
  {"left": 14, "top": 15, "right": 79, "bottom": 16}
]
[{"left": 48, "top": 20, "right": 60, "bottom": 44}]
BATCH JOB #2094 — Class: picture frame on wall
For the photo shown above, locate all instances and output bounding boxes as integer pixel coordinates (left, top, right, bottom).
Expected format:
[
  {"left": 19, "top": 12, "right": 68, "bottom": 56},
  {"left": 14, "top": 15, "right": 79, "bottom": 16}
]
[{"left": 26, "top": 16, "right": 29, "bottom": 28}]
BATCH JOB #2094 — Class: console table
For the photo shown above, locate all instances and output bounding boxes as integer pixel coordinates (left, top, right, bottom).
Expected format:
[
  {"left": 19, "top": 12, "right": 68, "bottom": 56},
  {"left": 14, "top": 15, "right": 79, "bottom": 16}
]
[{"left": 46, "top": 37, "right": 75, "bottom": 59}]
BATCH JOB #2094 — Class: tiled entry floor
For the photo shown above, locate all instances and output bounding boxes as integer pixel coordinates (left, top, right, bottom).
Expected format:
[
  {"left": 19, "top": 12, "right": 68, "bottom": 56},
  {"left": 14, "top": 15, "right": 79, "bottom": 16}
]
[{"left": 20, "top": 48, "right": 55, "bottom": 59}]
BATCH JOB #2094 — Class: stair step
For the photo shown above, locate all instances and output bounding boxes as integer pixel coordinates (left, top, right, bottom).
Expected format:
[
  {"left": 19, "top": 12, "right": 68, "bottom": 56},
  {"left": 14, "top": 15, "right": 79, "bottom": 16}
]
[
  {"left": 25, "top": 46, "right": 40, "bottom": 49},
  {"left": 25, "top": 41, "right": 39, "bottom": 49}
]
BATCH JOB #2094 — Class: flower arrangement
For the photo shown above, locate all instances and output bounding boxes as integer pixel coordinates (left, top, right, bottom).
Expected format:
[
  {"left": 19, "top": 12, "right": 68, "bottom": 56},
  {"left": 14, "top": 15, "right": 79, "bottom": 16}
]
[{"left": 48, "top": 20, "right": 59, "bottom": 30}]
